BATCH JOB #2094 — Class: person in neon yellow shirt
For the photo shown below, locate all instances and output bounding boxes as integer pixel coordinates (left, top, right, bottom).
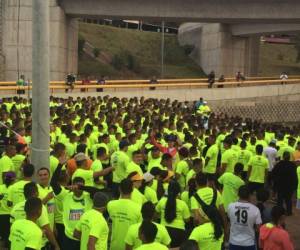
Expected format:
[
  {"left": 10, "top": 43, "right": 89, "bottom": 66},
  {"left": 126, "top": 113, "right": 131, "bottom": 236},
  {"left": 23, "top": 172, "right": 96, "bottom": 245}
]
[
  {"left": 238, "top": 140, "right": 252, "bottom": 173},
  {"left": 0, "top": 171, "right": 16, "bottom": 248},
  {"left": 90, "top": 147, "right": 109, "bottom": 189},
  {"left": 0, "top": 145, "right": 16, "bottom": 184},
  {"left": 147, "top": 147, "right": 162, "bottom": 172},
  {"left": 247, "top": 145, "right": 269, "bottom": 193},
  {"left": 204, "top": 135, "right": 219, "bottom": 176},
  {"left": 11, "top": 143, "right": 26, "bottom": 179},
  {"left": 72, "top": 153, "right": 114, "bottom": 187},
  {"left": 135, "top": 221, "right": 168, "bottom": 250},
  {"left": 10, "top": 182, "right": 60, "bottom": 249},
  {"left": 218, "top": 163, "right": 245, "bottom": 211},
  {"left": 7, "top": 163, "right": 34, "bottom": 207},
  {"left": 125, "top": 202, "right": 171, "bottom": 250},
  {"left": 175, "top": 147, "right": 190, "bottom": 190},
  {"left": 221, "top": 137, "right": 239, "bottom": 174},
  {"left": 9, "top": 197, "right": 43, "bottom": 250},
  {"left": 50, "top": 143, "right": 66, "bottom": 176},
  {"left": 107, "top": 179, "right": 142, "bottom": 250},
  {"left": 74, "top": 192, "right": 109, "bottom": 250},
  {"left": 155, "top": 180, "right": 190, "bottom": 248},
  {"left": 189, "top": 222, "right": 223, "bottom": 250},
  {"left": 127, "top": 150, "right": 144, "bottom": 176}
]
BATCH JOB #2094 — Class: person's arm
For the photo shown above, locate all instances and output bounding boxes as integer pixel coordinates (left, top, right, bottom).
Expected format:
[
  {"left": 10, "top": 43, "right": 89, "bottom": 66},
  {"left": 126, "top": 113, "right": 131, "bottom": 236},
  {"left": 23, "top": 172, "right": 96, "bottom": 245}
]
[
  {"left": 150, "top": 135, "right": 166, "bottom": 153},
  {"left": 247, "top": 165, "right": 252, "bottom": 181},
  {"left": 73, "top": 229, "right": 81, "bottom": 240},
  {"left": 93, "top": 166, "right": 114, "bottom": 179},
  {"left": 42, "top": 192, "right": 54, "bottom": 205},
  {"left": 42, "top": 224, "right": 60, "bottom": 250},
  {"left": 219, "top": 205, "right": 229, "bottom": 241},
  {"left": 79, "top": 185, "right": 104, "bottom": 200},
  {"left": 87, "top": 236, "right": 98, "bottom": 250},
  {"left": 50, "top": 163, "right": 63, "bottom": 195}
]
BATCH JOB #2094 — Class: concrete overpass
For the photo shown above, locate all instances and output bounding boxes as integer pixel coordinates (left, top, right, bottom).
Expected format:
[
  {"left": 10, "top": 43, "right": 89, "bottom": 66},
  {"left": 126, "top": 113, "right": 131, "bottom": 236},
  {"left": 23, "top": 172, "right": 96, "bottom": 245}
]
[
  {"left": 1, "top": 0, "right": 300, "bottom": 80},
  {"left": 59, "top": 0, "right": 300, "bottom": 23}
]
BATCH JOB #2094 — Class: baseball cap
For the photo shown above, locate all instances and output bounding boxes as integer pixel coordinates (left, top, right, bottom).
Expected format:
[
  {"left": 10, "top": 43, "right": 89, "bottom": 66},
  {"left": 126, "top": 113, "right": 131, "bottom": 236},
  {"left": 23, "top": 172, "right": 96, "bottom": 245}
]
[
  {"left": 74, "top": 153, "right": 88, "bottom": 161},
  {"left": 130, "top": 173, "right": 143, "bottom": 182},
  {"left": 143, "top": 172, "right": 154, "bottom": 183}
]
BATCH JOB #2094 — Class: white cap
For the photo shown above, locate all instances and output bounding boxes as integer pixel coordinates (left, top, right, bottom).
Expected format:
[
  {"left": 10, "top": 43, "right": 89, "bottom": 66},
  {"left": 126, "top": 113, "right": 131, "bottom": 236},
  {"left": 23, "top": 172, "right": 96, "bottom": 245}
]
[{"left": 143, "top": 172, "right": 155, "bottom": 183}]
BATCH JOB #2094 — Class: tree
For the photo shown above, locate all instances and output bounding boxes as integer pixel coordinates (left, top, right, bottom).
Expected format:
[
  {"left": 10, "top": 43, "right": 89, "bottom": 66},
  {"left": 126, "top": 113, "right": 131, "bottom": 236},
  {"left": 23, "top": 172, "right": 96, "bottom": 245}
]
[{"left": 93, "top": 48, "right": 101, "bottom": 58}]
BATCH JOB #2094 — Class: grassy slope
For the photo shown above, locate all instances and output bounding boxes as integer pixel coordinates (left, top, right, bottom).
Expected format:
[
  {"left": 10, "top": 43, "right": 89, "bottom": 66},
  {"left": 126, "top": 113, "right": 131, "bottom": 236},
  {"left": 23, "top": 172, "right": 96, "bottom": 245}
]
[
  {"left": 259, "top": 43, "right": 300, "bottom": 76},
  {"left": 78, "top": 22, "right": 205, "bottom": 79}
]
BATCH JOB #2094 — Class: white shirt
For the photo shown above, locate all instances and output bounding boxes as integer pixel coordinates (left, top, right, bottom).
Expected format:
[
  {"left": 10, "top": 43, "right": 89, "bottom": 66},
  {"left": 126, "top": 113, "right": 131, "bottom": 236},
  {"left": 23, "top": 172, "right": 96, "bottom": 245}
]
[
  {"left": 264, "top": 146, "right": 277, "bottom": 171},
  {"left": 228, "top": 201, "right": 262, "bottom": 246}
]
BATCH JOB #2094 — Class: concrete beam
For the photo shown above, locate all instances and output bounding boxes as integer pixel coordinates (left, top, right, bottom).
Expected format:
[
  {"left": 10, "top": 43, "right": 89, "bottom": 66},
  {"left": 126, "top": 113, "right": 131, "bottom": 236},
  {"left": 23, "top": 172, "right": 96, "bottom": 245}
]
[
  {"left": 60, "top": 0, "right": 300, "bottom": 23},
  {"left": 231, "top": 23, "right": 300, "bottom": 36}
]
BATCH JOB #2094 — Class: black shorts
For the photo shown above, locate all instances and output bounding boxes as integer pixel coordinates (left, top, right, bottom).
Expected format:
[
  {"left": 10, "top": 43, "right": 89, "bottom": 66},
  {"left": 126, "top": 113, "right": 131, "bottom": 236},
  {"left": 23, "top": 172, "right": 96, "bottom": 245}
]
[
  {"left": 248, "top": 182, "right": 264, "bottom": 194},
  {"left": 166, "top": 226, "right": 187, "bottom": 248}
]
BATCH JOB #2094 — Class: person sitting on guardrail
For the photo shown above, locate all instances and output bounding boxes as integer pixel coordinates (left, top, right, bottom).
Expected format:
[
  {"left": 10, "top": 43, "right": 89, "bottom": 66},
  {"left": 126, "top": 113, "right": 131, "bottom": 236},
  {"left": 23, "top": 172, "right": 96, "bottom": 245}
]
[
  {"left": 149, "top": 76, "right": 158, "bottom": 90},
  {"left": 207, "top": 71, "right": 215, "bottom": 88},
  {"left": 16, "top": 75, "right": 25, "bottom": 95},
  {"left": 65, "top": 73, "right": 76, "bottom": 93}
]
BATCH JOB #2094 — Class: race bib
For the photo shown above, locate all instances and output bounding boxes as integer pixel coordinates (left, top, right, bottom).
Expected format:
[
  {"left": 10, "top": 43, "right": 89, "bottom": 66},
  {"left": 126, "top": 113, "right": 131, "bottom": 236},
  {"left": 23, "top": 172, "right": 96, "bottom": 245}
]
[{"left": 69, "top": 209, "right": 83, "bottom": 221}]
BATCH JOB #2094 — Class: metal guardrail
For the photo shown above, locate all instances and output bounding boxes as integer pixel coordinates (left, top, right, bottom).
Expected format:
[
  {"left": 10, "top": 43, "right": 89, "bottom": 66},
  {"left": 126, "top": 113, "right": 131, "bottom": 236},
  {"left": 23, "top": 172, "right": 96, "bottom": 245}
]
[{"left": 0, "top": 78, "right": 299, "bottom": 93}]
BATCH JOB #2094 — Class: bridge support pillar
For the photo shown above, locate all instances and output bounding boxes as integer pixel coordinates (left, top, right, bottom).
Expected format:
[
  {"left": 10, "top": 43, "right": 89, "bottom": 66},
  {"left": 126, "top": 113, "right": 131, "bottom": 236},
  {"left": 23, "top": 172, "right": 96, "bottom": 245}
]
[
  {"left": 179, "top": 23, "right": 260, "bottom": 77},
  {"left": 1, "top": 0, "right": 78, "bottom": 81}
]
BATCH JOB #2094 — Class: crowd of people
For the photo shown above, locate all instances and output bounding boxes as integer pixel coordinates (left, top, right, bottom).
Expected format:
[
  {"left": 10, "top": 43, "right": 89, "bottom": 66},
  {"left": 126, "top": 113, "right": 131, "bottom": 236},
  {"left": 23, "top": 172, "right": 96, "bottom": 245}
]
[{"left": 0, "top": 95, "right": 299, "bottom": 250}]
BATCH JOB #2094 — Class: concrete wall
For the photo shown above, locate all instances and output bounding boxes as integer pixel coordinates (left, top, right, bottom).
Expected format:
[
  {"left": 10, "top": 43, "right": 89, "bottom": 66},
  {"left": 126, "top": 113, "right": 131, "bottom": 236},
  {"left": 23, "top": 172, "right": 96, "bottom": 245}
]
[
  {"left": 178, "top": 23, "right": 260, "bottom": 77},
  {"left": 1, "top": 0, "right": 78, "bottom": 81}
]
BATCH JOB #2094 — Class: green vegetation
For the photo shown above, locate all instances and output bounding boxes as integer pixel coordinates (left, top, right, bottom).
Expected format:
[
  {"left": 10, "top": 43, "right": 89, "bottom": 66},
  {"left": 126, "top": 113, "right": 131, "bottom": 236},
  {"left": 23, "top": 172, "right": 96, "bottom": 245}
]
[
  {"left": 78, "top": 22, "right": 205, "bottom": 79},
  {"left": 259, "top": 42, "right": 300, "bottom": 75}
]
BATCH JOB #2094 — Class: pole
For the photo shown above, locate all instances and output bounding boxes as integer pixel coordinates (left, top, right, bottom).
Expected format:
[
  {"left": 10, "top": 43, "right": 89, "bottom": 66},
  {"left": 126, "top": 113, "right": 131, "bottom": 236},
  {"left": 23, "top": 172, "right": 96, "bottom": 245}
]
[
  {"left": 161, "top": 21, "right": 165, "bottom": 78},
  {"left": 31, "top": 0, "right": 50, "bottom": 170}
]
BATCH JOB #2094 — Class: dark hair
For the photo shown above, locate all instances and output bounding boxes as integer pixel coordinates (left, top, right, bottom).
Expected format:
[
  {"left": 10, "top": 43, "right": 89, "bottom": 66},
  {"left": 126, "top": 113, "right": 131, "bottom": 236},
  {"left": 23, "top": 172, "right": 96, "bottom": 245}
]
[
  {"left": 238, "top": 185, "right": 250, "bottom": 200},
  {"left": 282, "top": 151, "right": 290, "bottom": 161},
  {"left": 195, "top": 172, "right": 207, "bottom": 186},
  {"left": 15, "top": 143, "right": 26, "bottom": 153},
  {"left": 139, "top": 221, "right": 157, "bottom": 243},
  {"left": 76, "top": 143, "right": 87, "bottom": 154},
  {"left": 271, "top": 206, "right": 285, "bottom": 225},
  {"left": 72, "top": 176, "right": 85, "bottom": 185},
  {"left": 234, "top": 163, "right": 244, "bottom": 175},
  {"left": 23, "top": 164, "right": 35, "bottom": 177},
  {"left": 179, "top": 147, "right": 189, "bottom": 158},
  {"left": 165, "top": 180, "right": 180, "bottom": 223},
  {"left": 120, "top": 178, "right": 133, "bottom": 195},
  {"left": 25, "top": 197, "right": 42, "bottom": 218},
  {"left": 54, "top": 143, "right": 66, "bottom": 153},
  {"left": 256, "top": 144, "right": 263, "bottom": 154},
  {"left": 96, "top": 147, "right": 107, "bottom": 157},
  {"left": 24, "top": 182, "right": 38, "bottom": 199},
  {"left": 161, "top": 153, "right": 172, "bottom": 162},
  {"left": 180, "top": 240, "right": 199, "bottom": 250},
  {"left": 141, "top": 201, "right": 155, "bottom": 221},
  {"left": 37, "top": 167, "right": 50, "bottom": 174}
]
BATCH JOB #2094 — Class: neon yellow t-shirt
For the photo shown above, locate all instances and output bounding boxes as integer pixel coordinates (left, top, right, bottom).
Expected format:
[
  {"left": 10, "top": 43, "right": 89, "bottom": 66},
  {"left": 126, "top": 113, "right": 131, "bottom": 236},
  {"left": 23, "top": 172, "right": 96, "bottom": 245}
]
[
  {"left": 147, "top": 157, "right": 162, "bottom": 172},
  {"left": 7, "top": 180, "right": 30, "bottom": 206},
  {"left": 56, "top": 191, "right": 93, "bottom": 239},
  {"left": 175, "top": 160, "right": 189, "bottom": 190},
  {"left": 155, "top": 197, "right": 190, "bottom": 230},
  {"left": 9, "top": 219, "right": 43, "bottom": 250},
  {"left": 131, "top": 188, "right": 147, "bottom": 205},
  {"left": 76, "top": 209, "right": 109, "bottom": 250},
  {"left": 111, "top": 151, "right": 130, "bottom": 183},
  {"left": 72, "top": 168, "right": 94, "bottom": 187},
  {"left": 0, "top": 155, "right": 14, "bottom": 184},
  {"left": 0, "top": 184, "right": 10, "bottom": 214},
  {"left": 11, "top": 154, "right": 26, "bottom": 179},
  {"left": 221, "top": 148, "right": 239, "bottom": 173},
  {"left": 248, "top": 155, "right": 269, "bottom": 183},
  {"left": 204, "top": 144, "right": 219, "bottom": 174},
  {"left": 189, "top": 222, "right": 223, "bottom": 250},
  {"left": 135, "top": 242, "right": 168, "bottom": 250},
  {"left": 50, "top": 155, "right": 59, "bottom": 176},
  {"left": 277, "top": 145, "right": 295, "bottom": 160},
  {"left": 126, "top": 161, "right": 143, "bottom": 176},
  {"left": 238, "top": 149, "right": 252, "bottom": 171},
  {"left": 54, "top": 186, "right": 69, "bottom": 224},
  {"left": 107, "top": 198, "right": 142, "bottom": 250},
  {"left": 191, "top": 187, "right": 223, "bottom": 220},
  {"left": 38, "top": 185, "right": 55, "bottom": 229},
  {"left": 144, "top": 186, "right": 158, "bottom": 204},
  {"left": 218, "top": 172, "right": 244, "bottom": 211},
  {"left": 125, "top": 222, "right": 171, "bottom": 249},
  {"left": 90, "top": 160, "right": 105, "bottom": 189}
]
